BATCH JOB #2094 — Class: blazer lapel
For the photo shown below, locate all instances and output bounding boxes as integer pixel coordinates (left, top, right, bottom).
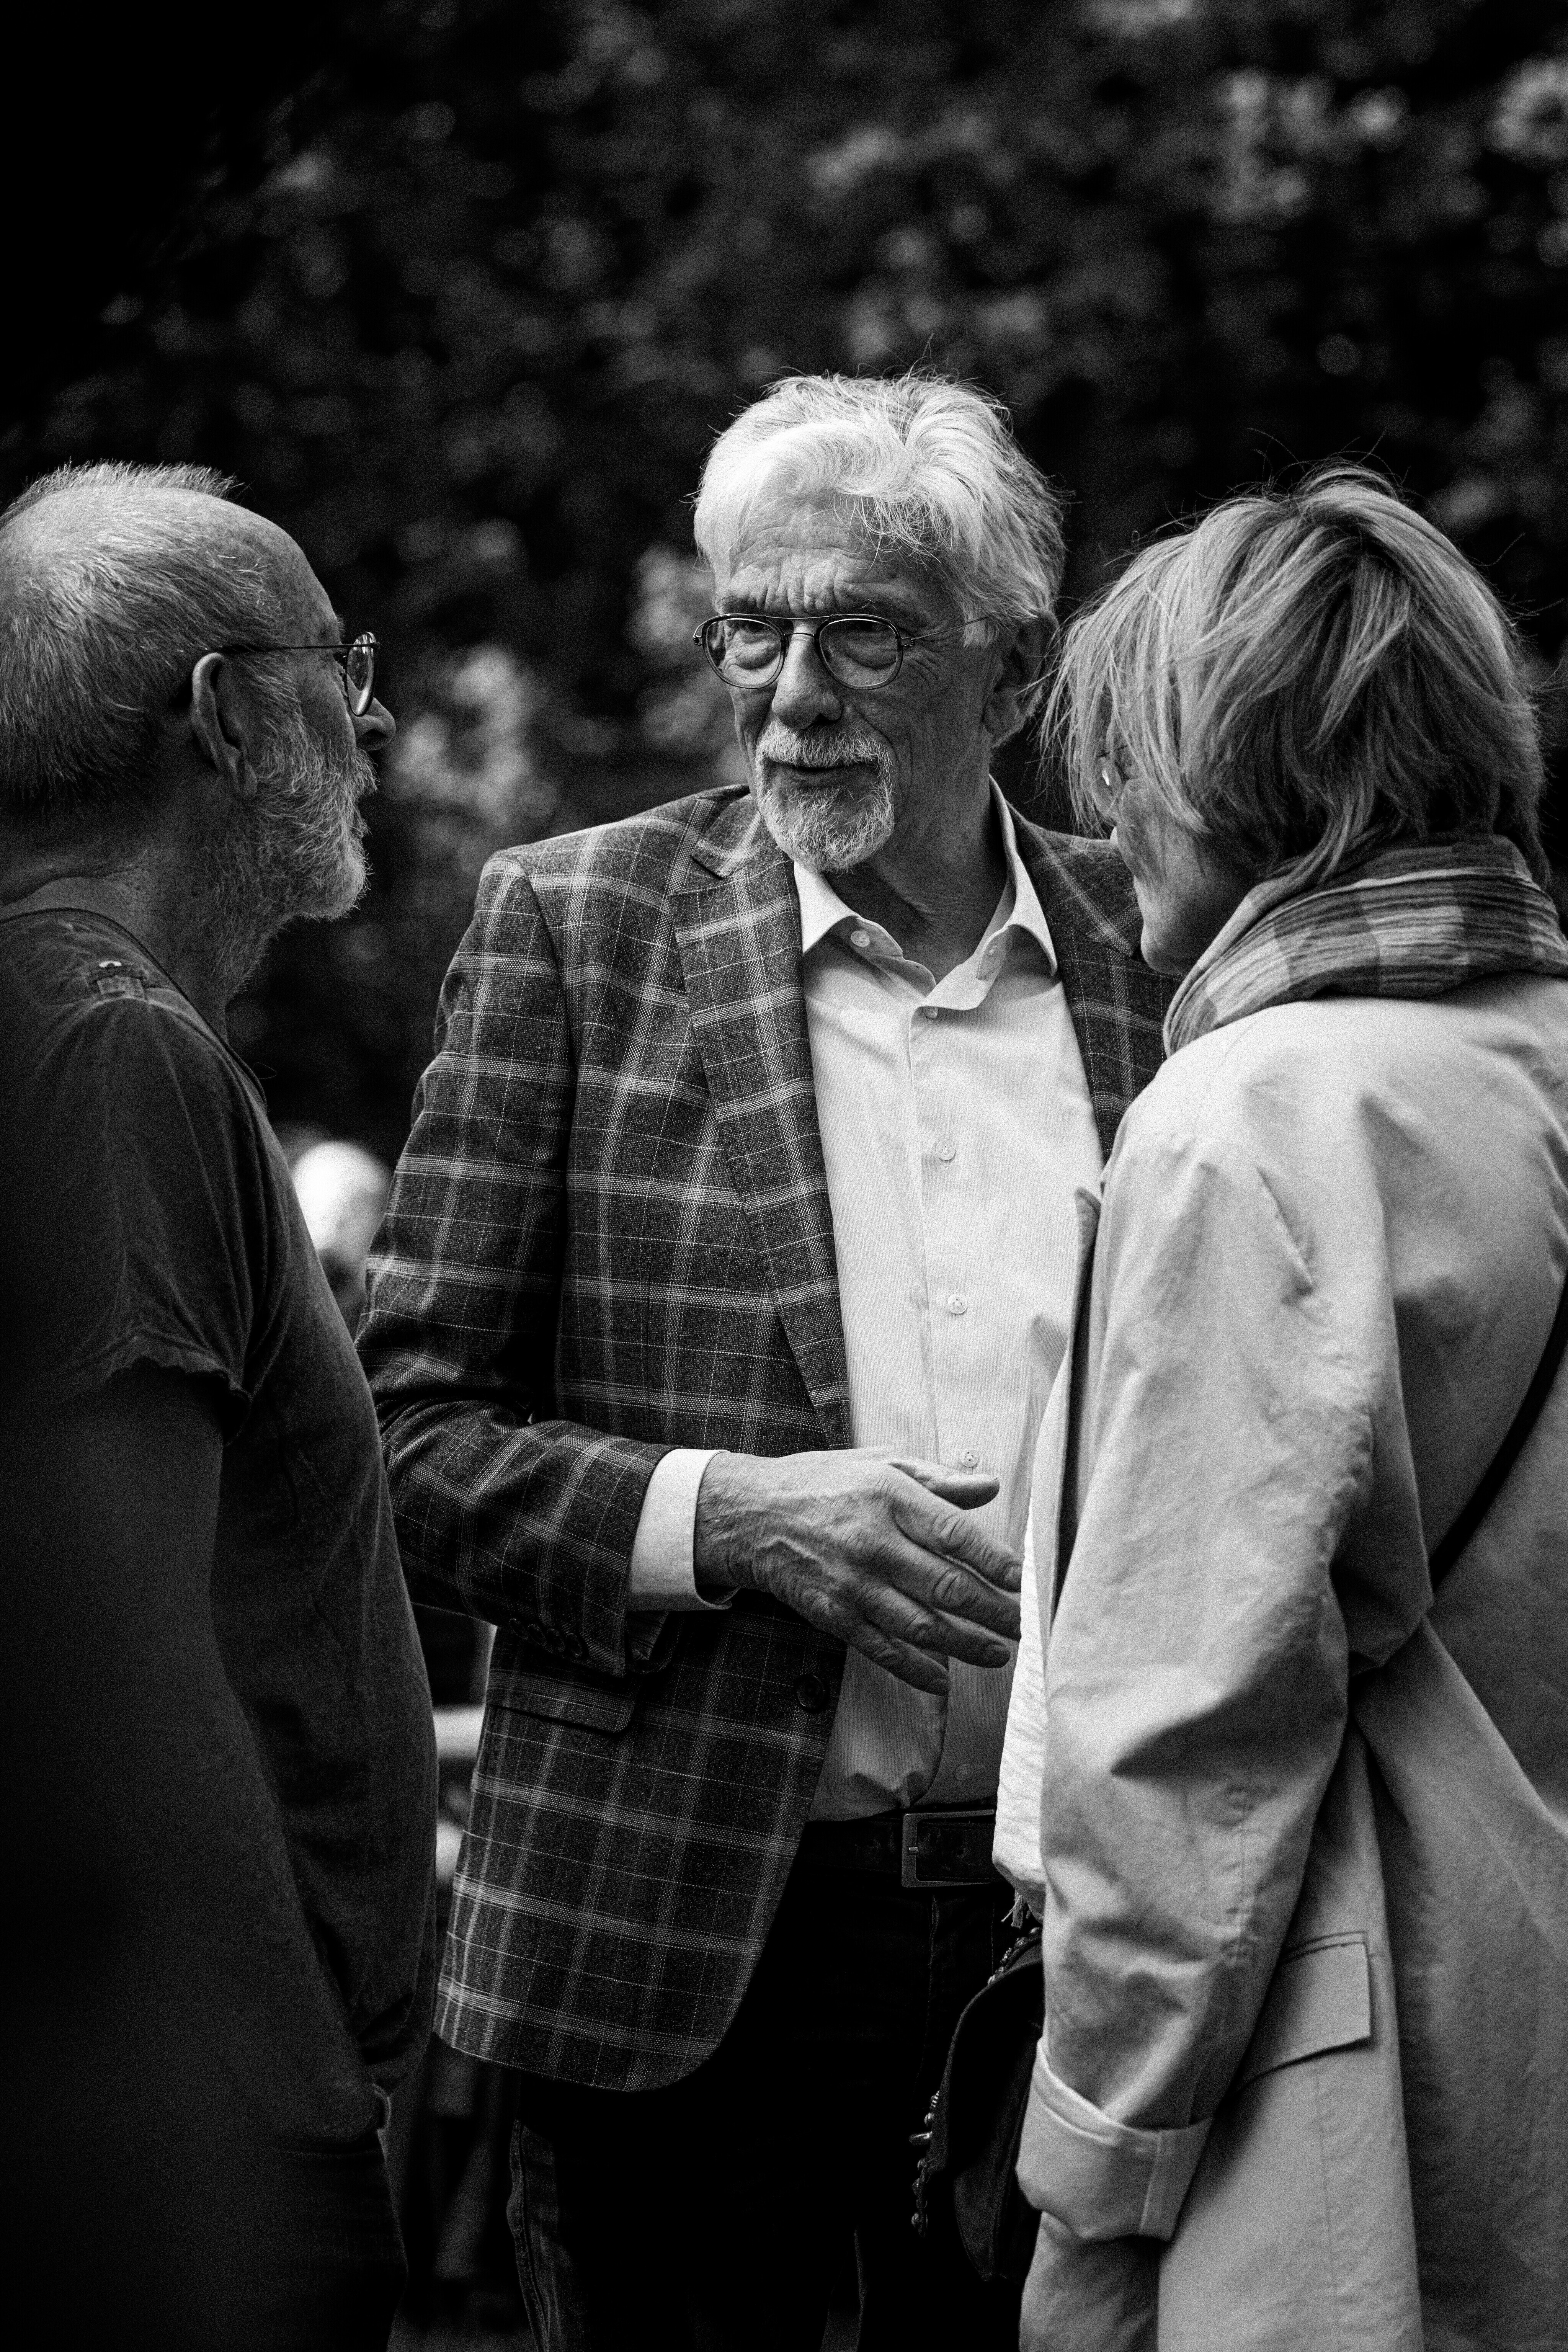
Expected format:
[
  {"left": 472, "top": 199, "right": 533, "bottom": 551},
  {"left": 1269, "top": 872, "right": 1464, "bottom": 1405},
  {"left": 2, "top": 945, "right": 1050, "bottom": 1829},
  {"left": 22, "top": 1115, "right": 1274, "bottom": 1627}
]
[
  {"left": 1013, "top": 813, "right": 1172, "bottom": 1161},
  {"left": 676, "top": 807, "right": 851, "bottom": 1449}
]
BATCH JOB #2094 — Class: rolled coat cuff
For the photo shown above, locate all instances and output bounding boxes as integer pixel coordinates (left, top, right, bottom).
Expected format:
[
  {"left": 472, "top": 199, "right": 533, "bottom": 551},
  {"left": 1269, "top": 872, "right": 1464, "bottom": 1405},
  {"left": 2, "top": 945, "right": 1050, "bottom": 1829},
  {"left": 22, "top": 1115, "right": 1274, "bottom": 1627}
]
[{"left": 1015, "top": 2044, "right": 1210, "bottom": 2241}]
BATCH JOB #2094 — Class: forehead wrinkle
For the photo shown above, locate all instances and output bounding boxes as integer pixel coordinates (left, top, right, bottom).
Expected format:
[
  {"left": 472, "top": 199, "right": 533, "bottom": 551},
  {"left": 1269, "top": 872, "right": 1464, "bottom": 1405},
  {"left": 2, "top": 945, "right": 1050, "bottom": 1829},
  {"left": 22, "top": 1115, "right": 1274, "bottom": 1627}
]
[
  {"left": 719, "top": 542, "right": 941, "bottom": 626},
  {"left": 717, "top": 482, "right": 966, "bottom": 615}
]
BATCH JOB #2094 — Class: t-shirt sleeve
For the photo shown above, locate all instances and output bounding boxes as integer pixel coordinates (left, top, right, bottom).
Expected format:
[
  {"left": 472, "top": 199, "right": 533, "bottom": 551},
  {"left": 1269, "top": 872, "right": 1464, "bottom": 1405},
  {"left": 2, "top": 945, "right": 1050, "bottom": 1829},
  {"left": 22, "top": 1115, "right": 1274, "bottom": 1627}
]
[{"left": 13, "top": 996, "right": 275, "bottom": 1425}]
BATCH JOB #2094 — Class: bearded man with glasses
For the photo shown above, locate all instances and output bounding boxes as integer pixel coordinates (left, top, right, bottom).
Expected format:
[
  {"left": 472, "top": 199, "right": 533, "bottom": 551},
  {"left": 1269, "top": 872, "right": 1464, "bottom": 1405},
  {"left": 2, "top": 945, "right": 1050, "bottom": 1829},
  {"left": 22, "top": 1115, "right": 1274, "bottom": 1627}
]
[
  {"left": 0, "top": 463, "right": 434, "bottom": 2349},
  {"left": 363, "top": 371, "right": 1173, "bottom": 2351}
]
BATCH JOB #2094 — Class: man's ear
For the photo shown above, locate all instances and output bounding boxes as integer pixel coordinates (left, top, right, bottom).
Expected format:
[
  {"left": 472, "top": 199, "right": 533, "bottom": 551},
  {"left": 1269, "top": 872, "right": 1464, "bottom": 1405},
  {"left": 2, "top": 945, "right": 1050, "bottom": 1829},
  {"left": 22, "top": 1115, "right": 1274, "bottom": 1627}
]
[
  {"left": 188, "top": 652, "right": 261, "bottom": 804},
  {"left": 980, "top": 616, "right": 1054, "bottom": 749}
]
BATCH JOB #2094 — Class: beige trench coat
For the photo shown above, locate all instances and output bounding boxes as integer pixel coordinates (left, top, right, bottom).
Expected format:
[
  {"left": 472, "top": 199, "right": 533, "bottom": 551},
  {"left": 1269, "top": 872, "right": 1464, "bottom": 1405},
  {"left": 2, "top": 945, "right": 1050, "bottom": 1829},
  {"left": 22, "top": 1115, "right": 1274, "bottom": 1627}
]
[{"left": 995, "top": 972, "right": 1568, "bottom": 2351}]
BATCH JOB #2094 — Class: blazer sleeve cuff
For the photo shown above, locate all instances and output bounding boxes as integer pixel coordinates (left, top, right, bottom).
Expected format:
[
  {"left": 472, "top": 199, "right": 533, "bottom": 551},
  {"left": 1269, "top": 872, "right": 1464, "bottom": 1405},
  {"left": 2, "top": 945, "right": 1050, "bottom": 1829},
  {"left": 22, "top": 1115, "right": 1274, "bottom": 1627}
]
[{"left": 1015, "top": 2043, "right": 1210, "bottom": 2242}]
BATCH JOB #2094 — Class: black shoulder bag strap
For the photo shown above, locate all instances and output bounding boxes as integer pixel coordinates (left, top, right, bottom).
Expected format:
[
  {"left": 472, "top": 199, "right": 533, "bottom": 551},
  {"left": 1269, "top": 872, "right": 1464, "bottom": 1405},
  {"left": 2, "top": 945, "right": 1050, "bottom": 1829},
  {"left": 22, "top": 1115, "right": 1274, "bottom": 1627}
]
[{"left": 1428, "top": 1258, "right": 1568, "bottom": 1584}]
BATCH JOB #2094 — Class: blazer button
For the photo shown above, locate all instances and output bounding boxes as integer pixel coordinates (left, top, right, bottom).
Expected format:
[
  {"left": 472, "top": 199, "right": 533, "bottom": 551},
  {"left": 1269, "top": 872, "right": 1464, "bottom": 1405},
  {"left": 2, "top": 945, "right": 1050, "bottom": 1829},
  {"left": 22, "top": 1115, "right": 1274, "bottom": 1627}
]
[{"left": 793, "top": 1672, "right": 830, "bottom": 1713}]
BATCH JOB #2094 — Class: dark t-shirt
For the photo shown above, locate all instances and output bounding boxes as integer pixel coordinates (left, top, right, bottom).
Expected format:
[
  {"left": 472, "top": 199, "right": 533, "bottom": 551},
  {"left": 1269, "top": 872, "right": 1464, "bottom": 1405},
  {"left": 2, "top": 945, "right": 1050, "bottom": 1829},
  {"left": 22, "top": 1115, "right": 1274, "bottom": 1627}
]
[{"left": 0, "top": 908, "right": 436, "bottom": 2141}]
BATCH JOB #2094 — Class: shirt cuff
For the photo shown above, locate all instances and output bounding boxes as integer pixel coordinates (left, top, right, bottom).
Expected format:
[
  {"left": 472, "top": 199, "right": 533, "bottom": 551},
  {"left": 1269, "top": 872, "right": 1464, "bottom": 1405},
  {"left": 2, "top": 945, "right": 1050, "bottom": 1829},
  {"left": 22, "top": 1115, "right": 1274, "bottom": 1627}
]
[
  {"left": 626, "top": 1449, "right": 730, "bottom": 1612},
  {"left": 1015, "top": 2043, "right": 1211, "bottom": 2242}
]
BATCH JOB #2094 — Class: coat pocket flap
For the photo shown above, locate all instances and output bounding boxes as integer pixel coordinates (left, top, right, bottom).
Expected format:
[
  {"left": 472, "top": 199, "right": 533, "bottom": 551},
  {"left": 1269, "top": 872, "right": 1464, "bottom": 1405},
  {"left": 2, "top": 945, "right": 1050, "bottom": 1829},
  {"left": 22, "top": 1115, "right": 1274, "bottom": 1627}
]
[
  {"left": 487, "top": 1660, "right": 638, "bottom": 1733},
  {"left": 1235, "top": 1933, "right": 1371, "bottom": 2089},
  {"left": 498, "top": 1683, "right": 637, "bottom": 1731}
]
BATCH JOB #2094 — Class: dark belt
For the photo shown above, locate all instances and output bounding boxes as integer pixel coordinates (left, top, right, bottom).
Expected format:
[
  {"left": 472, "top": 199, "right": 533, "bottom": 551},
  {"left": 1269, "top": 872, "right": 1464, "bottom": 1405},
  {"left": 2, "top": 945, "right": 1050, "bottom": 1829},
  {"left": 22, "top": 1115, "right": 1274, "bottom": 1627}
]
[{"left": 799, "top": 1807, "right": 1001, "bottom": 1890}]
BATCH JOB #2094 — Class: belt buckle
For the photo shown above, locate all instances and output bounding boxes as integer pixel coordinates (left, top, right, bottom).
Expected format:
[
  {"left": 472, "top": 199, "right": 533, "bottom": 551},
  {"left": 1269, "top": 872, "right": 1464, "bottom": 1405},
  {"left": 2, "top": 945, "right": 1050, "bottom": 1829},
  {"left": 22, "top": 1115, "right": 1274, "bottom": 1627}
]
[{"left": 900, "top": 1808, "right": 996, "bottom": 1890}]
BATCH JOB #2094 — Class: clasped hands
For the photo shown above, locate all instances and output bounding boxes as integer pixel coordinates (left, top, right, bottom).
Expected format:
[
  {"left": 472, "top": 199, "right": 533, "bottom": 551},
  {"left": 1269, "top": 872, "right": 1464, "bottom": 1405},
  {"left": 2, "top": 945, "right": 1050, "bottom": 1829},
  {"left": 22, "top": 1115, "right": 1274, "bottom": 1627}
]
[{"left": 693, "top": 1447, "right": 1021, "bottom": 1693}]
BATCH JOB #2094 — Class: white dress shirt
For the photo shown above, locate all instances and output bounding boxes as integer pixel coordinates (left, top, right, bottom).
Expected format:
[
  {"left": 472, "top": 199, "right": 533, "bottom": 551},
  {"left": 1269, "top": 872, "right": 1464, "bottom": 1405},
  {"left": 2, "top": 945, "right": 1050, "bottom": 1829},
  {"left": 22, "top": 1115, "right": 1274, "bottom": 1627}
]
[{"left": 627, "top": 788, "right": 1103, "bottom": 1819}]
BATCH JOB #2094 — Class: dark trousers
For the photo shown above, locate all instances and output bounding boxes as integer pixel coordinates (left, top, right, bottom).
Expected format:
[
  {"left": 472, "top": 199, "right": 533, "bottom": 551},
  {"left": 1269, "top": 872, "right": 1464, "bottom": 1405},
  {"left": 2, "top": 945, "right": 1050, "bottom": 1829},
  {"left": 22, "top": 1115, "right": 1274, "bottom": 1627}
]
[
  {"left": 508, "top": 1839, "right": 1023, "bottom": 2351},
  {"left": 182, "top": 2132, "right": 407, "bottom": 2352}
]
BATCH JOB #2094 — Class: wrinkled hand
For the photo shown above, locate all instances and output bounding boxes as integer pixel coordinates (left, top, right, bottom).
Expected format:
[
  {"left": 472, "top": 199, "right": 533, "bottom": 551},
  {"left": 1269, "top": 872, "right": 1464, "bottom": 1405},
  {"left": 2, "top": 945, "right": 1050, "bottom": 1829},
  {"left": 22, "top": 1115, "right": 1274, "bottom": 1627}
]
[{"left": 693, "top": 1448, "right": 1021, "bottom": 1695}]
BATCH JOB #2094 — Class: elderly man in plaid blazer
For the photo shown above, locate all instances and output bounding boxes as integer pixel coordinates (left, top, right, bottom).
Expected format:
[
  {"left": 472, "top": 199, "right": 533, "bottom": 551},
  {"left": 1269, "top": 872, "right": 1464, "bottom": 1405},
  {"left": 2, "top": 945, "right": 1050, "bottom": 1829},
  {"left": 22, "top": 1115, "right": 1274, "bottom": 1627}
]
[{"left": 361, "top": 373, "right": 1171, "bottom": 2351}]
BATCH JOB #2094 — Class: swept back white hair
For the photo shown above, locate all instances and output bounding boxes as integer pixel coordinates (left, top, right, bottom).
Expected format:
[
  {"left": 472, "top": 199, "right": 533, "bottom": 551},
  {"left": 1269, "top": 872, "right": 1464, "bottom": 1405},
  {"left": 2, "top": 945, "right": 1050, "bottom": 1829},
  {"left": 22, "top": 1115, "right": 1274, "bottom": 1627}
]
[
  {"left": 693, "top": 372, "right": 1065, "bottom": 706},
  {"left": 0, "top": 460, "right": 285, "bottom": 826}
]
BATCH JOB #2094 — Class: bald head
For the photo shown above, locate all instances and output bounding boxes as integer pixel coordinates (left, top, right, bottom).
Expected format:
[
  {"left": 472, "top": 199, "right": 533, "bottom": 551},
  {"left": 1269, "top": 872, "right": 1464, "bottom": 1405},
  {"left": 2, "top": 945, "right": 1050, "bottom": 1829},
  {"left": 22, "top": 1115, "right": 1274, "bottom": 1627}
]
[{"left": 0, "top": 461, "right": 318, "bottom": 830}]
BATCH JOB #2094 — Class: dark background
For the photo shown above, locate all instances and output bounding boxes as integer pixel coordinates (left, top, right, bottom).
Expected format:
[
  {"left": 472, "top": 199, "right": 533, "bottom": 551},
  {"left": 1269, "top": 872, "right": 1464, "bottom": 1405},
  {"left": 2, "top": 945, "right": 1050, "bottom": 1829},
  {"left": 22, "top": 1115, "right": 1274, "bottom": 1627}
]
[{"left": 7, "top": 0, "right": 1567, "bottom": 1163}]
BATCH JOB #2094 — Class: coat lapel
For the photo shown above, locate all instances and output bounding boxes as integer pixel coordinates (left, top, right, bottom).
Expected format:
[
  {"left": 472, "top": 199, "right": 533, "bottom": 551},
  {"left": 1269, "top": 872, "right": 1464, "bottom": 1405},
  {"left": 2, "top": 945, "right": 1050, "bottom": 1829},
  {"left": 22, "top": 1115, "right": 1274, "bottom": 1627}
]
[
  {"left": 675, "top": 802, "right": 851, "bottom": 1449},
  {"left": 1012, "top": 813, "right": 1173, "bottom": 1161}
]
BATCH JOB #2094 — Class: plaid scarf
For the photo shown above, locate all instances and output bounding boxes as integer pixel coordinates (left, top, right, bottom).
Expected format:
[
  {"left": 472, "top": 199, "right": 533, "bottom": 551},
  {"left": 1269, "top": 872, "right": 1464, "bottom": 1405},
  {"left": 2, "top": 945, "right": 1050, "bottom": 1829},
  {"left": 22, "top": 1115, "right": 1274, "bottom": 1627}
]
[{"left": 1166, "top": 837, "right": 1568, "bottom": 1057}]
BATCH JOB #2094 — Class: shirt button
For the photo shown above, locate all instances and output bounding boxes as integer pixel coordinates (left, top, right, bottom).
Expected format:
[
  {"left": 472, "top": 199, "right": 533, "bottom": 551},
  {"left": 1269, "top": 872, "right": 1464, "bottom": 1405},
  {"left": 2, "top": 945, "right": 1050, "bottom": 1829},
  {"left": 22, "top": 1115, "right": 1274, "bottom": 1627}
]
[
  {"left": 947, "top": 1292, "right": 968, "bottom": 1316},
  {"left": 935, "top": 1140, "right": 956, "bottom": 1163},
  {"left": 849, "top": 927, "right": 871, "bottom": 950},
  {"left": 959, "top": 1447, "right": 980, "bottom": 1468},
  {"left": 921, "top": 1006, "right": 939, "bottom": 1022}
]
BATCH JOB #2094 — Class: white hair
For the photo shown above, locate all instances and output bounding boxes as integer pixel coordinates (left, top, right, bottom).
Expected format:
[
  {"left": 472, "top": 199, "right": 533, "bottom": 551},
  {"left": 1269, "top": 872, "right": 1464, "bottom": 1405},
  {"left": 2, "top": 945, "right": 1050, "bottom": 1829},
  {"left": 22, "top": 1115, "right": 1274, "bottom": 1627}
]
[
  {"left": 0, "top": 461, "right": 284, "bottom": 826},
  {"left": 692, "top": 372, "right": 1065, "bottom": 708}
]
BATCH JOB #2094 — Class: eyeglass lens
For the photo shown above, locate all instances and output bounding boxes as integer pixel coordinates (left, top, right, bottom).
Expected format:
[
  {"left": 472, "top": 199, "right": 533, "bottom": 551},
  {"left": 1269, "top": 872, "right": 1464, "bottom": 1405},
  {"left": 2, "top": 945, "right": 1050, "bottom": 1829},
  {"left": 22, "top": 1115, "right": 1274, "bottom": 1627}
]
[
  {"left": 702, "top": 616, "right": 903, "bottom": 689},
  {"left": 343, "top": 634, "right": 376, "bottom": 715},
  {"left": 1091, "top": 756, "right": 1124, "bottom": 822}
]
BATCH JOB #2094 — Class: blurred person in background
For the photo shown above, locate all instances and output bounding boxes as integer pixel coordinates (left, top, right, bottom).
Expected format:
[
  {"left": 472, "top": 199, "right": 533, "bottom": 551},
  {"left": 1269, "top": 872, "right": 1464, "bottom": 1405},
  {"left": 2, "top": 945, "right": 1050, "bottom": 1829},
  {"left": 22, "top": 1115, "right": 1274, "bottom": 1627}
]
[
  {"left": 283, "top": 1136, "right": 511, "bottom": 2326},
  {"left": 293, "top": 1137, "right": 393, "bottom": 1329},
  {"left": 995, "top": 469, "right": 1568, "bottom": 2350},
  {"left": 361, "top": 372, "right": 1173, "bottom": 2350},
  {"left": 287, "top": 1128, "right": 486, "bottom": 1703},
  {"left": 0, "top": 463, "right": 437, "bottom": 2352}
]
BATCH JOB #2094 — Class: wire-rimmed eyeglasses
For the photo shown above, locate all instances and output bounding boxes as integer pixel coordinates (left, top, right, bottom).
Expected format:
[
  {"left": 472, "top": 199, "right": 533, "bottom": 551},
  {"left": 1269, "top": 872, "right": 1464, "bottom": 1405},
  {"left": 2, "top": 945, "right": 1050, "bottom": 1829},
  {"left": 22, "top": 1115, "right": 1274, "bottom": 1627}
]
[
  {"left": 694, "top": 611, "right": 993, "bottom": 692},
  {"left": 219, "top": 630, "right": 379, "bottom": 716}
]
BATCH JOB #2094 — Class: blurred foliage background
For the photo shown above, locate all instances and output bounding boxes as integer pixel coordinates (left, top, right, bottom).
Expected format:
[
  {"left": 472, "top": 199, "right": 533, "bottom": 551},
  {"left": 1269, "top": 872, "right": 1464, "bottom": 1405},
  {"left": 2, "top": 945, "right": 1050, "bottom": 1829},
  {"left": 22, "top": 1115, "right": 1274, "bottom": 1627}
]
[{"left": 5, "top": 0, "right": 1568, "bottom": 1159}]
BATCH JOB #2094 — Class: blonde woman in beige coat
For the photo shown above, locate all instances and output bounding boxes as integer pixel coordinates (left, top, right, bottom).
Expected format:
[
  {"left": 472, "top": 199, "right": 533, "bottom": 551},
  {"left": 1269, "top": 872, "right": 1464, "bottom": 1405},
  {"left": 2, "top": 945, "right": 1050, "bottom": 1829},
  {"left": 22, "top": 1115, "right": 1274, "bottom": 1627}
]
[{"left": 994, "top": 467, "right": 1568, "bottom": 2351}]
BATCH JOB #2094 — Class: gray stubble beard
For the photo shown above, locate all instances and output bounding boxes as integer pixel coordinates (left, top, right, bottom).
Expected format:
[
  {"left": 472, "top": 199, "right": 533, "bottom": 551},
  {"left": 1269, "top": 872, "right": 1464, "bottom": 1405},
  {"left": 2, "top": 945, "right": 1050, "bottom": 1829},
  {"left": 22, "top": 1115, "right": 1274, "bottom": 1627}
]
[{"left": 203, "top": 701, "right": 376, "bottom": 1001}]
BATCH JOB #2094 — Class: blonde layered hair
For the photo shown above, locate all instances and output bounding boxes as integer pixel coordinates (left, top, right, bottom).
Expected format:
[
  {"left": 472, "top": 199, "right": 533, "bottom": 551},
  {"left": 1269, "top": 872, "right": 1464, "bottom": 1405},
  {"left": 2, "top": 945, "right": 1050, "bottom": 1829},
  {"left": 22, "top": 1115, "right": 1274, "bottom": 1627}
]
[{"left": 1049, "top": 465, "right": 1548, "bottom": 885}]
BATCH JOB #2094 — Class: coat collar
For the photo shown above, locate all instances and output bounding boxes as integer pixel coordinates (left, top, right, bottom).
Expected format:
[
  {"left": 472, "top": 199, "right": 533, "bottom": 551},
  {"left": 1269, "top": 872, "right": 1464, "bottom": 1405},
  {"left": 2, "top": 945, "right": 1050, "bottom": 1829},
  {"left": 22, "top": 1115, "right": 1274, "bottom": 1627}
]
[
  {"left": 674, "top": 789, "right": 1165, "bottom": 1374},
  {"left": 683, "top": 786, "right": 775, "bottom": 883},
  {"left": 1011, "top": 813, "right": 1145, "bottom": 960},
  {"left": 1009, "top": 810, "right": 1169, "bottom": 1161},
  {"left": 675, "top": 802, "right": 851, "bottom": 1447}
]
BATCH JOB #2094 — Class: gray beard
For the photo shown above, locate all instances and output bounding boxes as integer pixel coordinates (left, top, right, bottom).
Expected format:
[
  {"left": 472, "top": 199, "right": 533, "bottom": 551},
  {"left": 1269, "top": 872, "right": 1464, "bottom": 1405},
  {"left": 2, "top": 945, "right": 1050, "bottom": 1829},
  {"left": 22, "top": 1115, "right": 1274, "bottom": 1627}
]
[
  {"left": 204, "top": 702, "right": 375, "bottom": 998},
  {"left": 750, "top": 727, "right": 897, "bottom": 873}
]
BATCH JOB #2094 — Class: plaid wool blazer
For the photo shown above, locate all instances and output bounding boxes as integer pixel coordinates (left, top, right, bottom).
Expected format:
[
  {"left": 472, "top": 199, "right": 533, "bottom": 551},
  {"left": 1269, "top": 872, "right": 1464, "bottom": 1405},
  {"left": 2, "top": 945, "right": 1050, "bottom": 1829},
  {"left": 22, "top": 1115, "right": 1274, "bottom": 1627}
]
[{"left": 361, "top": 784, "right": 1172, "bottom": 2091}]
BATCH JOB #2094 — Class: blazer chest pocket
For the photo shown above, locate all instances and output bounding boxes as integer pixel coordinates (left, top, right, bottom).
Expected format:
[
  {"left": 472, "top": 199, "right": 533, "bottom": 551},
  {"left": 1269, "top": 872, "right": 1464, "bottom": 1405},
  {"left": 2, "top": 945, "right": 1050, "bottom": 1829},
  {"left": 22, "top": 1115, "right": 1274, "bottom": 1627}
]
[{"left": 1235, "top": 1931, "right": 1372, "bottom": 2088}]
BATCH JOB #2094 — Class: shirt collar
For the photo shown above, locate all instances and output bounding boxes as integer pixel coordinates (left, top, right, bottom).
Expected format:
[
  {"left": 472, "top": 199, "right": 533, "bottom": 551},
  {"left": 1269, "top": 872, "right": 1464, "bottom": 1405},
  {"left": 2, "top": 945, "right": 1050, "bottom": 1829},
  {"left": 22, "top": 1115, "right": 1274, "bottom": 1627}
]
[{"left": 794, "top": 781, "right": 1058, "bottom": 976}]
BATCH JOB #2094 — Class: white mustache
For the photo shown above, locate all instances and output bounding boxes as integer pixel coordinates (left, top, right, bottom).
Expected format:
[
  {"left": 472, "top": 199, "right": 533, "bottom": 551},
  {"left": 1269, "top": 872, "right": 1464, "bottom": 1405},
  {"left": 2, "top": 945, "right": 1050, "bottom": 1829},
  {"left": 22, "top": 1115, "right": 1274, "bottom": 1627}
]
[{"left": 756, "top": 724, "right": 887, "bottom": 774}]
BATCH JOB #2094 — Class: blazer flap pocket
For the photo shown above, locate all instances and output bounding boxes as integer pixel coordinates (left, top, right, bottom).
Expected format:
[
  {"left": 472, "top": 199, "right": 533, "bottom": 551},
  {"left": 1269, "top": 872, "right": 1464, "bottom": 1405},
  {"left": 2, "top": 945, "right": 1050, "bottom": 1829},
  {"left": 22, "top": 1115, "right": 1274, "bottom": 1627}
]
[
  {"left": 488, "top": 1660, "right": 638, "bottom": 1734},
  {"left": 1236, "top": 1933, "right": 1371, "bottom": 2089}
]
